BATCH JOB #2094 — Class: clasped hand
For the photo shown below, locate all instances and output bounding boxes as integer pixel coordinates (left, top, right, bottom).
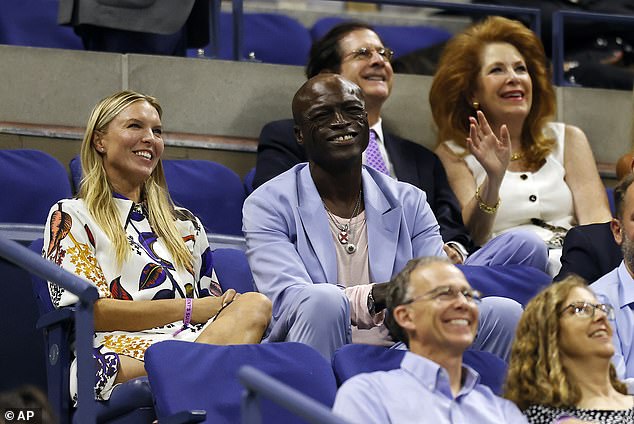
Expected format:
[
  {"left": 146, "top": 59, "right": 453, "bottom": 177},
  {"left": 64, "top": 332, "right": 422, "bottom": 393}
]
[{"left": 191, "top": 289, "right": 239, "bottom": 324}]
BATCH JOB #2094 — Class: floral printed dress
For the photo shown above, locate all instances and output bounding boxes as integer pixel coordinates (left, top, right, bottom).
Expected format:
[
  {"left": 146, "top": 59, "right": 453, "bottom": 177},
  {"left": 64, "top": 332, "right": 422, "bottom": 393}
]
[{"left": 43, "top": 195, "right": 222, "bottom": 401}]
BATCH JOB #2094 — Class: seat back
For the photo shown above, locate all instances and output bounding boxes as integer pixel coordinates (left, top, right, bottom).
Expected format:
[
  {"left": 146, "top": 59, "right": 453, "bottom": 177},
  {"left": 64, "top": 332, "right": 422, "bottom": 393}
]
[
  {"left": 28, "top": 238, "right": 155, "bottom": 424},
  {"left": 332, "top": 344, "right": 507, "bottom": 395},
  {"left": 216, "top": 12, "right": 311, "bottom": 65},
  {"left": 163, "top": 159, "right": 245, "bottom": 236},
  {"left": 0, "top": 0, "right": 83, "bottom": 49},
  {"left": 145, "top": 341, "right": 338, "bottom": 424},
  {"left": 69, "top": 155, "right": 82, "bottom": 195},
  {"left": 0, "top": 150, "right": 72, "bottom": 225},
  {"left": 309, "top": 17, "right": 452, "bottom": 59},
  {"left": 243, "top": 167, "right": 256, "bottom": 196},
  {"left": 0, "top": 254, "right": 47, "bottom": 393},
  {"left": 458, "top": 264, "right": 551, "bottom": 307},
  {"left": 212, "top": 248, "right": 255, "bottom": 293},
  {"left": 69, "top": 157, "right": 245, "bottom": 236}
]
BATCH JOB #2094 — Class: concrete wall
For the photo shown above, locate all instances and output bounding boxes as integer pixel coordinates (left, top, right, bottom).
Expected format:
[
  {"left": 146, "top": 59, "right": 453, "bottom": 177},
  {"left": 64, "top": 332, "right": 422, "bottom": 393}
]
[{"left": 1, "top": 44, "right": 633, "bottom": 177}]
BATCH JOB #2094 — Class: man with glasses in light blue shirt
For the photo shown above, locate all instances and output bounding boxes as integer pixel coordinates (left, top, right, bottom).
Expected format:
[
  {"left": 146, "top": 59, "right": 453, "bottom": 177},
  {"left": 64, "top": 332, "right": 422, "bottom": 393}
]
[
  {"left": 333, "top": 257, "right": 527, "bottom": 423},
  {"left": 591, "top": 173, "right": 634, "bottom": 382}
]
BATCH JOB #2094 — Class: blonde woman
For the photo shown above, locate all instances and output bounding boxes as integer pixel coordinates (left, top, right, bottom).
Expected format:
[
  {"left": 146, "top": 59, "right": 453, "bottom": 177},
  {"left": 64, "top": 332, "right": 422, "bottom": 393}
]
[
  {"left": 44, "top": 90, "right": 271, "bottom": 401},
  {"left": 505, "top": 276, "right": 633, "bottom": 422}
]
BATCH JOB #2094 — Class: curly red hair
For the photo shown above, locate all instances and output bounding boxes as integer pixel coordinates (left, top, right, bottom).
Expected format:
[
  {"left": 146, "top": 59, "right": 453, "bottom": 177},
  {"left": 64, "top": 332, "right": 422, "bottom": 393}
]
[{"left": 430, "top": 16, "right": 556, "bottom": 166}]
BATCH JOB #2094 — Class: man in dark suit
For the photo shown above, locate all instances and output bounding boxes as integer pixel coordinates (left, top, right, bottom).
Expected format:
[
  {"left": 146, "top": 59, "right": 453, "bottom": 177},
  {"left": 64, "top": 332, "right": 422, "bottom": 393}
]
[
  {"left": 555, "top": 179, "right": 625, "bottom": 283},
  {"left": 253, "top": 21, "right": 546, "bottom": 270},
  {"left": 554, "top": 222, "right": 622, "bottom": 283}
]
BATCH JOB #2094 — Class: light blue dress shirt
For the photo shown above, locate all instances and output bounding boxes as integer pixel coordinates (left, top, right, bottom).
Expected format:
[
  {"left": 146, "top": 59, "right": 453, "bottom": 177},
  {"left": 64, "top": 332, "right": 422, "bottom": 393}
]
[
  {"left": 332, "top": 351, "right": 527, "bottom": 423},
  {"left": 591, "top": 261, "right": 634, "bottom": 379}
]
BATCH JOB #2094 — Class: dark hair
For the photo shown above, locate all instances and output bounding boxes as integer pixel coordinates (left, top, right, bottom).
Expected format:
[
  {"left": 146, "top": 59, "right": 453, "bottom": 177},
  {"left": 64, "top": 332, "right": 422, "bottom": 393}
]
[
  {"left": 305, "top": 21, "right": 379, "bottom": 79},
  {"left": 385, "top": 257, "right": 451, "bottom": 346},
  {"left": 614, "top": 173, "right": 634, "bottom": 220}
]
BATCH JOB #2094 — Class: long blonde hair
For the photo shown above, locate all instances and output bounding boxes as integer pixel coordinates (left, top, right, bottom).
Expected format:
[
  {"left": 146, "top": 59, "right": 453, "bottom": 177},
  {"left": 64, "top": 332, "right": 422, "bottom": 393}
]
[
  {"left": 78, "top": 90, "right": 192, "bottom": 271},
  {"left": 505, "top": 276, "right": 627, "bottom": 410},
  {"left": 430, "top": 16, "right": 556, "bottom": 167}
]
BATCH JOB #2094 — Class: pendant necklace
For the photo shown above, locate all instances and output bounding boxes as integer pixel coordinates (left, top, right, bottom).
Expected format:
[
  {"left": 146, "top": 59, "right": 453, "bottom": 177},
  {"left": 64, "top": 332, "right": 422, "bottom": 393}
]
[{"left": 324, "top": 189, "right": 363, "bottom": 254}]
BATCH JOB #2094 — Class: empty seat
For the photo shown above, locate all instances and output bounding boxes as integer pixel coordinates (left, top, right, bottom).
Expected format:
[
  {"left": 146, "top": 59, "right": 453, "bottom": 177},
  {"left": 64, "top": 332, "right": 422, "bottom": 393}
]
[
  {"left": 332, "top": 343, "right": 508, "bottom": 395},
  {"left": 162, "top": 159, "right": 245, "bottom": 236},
  {"left": 0, "top": 0, "right": 83, "bottom": 50},
  {"left": 214, "top": 12, "right": 312, "bottom": 66},
  {"left": 145, "top": 341, "right": 338, "bottom": 423},
  {"left": 70, "top": 156, "right": 245, "bottom": 236},
  {"left": 0, "top": 149, "right": 72, "bottom": 225}
]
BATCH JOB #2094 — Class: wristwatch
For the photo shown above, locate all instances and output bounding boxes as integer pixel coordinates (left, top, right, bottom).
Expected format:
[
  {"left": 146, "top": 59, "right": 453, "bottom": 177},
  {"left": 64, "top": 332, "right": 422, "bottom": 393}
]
[{"left": 367, "top": 286, "right": 377, "bottom": 315}]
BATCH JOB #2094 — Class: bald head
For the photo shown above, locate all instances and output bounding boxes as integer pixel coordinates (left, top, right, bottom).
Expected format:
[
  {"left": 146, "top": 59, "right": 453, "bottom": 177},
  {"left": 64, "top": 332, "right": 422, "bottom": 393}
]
[
  {"left": 290, "top": 73, "right": 369, "bottom": 169},
  {"left": 292, "top": 73, "right": 364, "bottom": 125}
]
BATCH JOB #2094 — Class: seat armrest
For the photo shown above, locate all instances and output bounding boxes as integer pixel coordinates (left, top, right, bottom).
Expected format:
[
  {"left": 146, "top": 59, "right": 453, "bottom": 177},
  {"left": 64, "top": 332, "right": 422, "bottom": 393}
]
[
  {"left": 160, "top": 410, "right": 207, "bottom": 424},
  {"left": 36, "top": 306, "right": 75, "bottom": 330}
]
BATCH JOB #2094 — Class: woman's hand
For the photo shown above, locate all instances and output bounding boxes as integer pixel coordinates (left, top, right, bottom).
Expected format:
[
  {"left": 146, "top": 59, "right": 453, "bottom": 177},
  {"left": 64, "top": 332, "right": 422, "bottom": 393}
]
[
  {"left": 191, "top": 289, "right": 239, "bottom": 324},
  {"left": 467, "top": 111, "right": 511, "bottom": 183}
]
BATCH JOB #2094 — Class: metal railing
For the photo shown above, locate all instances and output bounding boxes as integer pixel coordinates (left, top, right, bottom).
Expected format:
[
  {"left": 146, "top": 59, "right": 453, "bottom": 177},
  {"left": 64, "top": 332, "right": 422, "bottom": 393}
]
[
  {"left": 223, "top": 0, "right": 540, "bottom": 61},
  {"left": 0, "top": 235, "right": 98, "bottom": 423},
  {"left": 238, "top": 365, "right": 350, "bottom": 424}
]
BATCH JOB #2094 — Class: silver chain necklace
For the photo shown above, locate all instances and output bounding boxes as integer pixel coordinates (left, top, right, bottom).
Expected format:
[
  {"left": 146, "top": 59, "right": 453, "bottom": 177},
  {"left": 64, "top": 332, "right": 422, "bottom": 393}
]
[{"left": 323, "top": 189, "right": 363, "bottom": 254}]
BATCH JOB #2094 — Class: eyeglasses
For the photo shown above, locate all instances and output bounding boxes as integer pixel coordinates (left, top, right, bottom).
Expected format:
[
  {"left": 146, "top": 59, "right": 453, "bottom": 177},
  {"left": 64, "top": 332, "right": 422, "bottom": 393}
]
[
  {"left": 559, "top": 302, "right": 615, "bottom": 320},
  {"left": 343, "top": 46, "right": 394, "bottom": 63},
  {"left": 401, "top": 286, "right": 482, "bottom": 305}
]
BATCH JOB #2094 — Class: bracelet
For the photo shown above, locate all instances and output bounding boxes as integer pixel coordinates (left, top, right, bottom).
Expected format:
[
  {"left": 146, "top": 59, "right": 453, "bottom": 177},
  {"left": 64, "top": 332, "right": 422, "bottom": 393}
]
[
  {"left": 475, "top": 186, "right": 500, "bottom": 214},
  {"left": 173, "top": 297, "right": 193, "bottom": 336}
]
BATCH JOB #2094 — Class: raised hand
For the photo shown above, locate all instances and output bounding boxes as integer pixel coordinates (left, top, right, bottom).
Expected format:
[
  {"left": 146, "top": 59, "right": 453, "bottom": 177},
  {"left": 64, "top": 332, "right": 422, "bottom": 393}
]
[{"left": 466, "top": 110, "right": 511, "bottom": 182}]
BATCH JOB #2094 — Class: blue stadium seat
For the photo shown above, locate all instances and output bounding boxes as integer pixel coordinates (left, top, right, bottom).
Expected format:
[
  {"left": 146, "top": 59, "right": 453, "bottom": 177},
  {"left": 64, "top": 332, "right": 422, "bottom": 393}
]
[
  {"left": 209, "top": 12, "right": 312, "bottom": 65},
  {"left": 145, "top": 341, "right": 338, "bottom": 423},
  {"left": 28, "top": 238, "right": 155, "bottom": 424},
  {"left": 0, "top": 0, "right": 83, "bottom": 50},
  {"left": 310, "top": 17, "right": 452, "bottom": 59},
  {"left": 0, "top": 149, "right": 72, "bottom": 225},
  {"left": 162, "top": 159, "right": 245, "bottom": 236},
  {"left": 458, "top": 264, "right": 551, "bottom": 307},
  {"left": 607, "top": 186, "right": 616, "bottom": 217},
  {"left": 243, "top": 167, "right": 256, "bottom": 196},
  {"left": 212, "top": 247, "right": 255, "bottom": 293},
  {"left": 69, "top": 155, "right": 82, "bottom": 195},
  {"left": 332, "top": 343, "right": 508, "bottom": 395},
  {"left": 70, "top": 157, "right": 245, "bottom": 236}
]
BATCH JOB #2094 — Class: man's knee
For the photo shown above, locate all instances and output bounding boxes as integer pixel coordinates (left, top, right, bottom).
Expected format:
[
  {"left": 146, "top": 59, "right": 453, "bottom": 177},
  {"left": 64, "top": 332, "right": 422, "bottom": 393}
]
[
  {"left": 480, "top": 296, "right": 523, "bottom": 328},
  {"left": 495, "top": 229, "right": 548, "bottom": 270},
  {"left": 294, "top": 284, "right": 349, "bottom": 321}
]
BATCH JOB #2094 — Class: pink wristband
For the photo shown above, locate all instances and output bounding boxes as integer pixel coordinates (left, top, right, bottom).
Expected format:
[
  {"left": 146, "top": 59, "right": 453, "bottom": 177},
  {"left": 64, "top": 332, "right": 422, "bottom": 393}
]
[
  {"left": 173, "top": 298, "right": 193, "bottom": 337},
  {"left": 183, "top": 297, "right": 193, "bottom": 326}
]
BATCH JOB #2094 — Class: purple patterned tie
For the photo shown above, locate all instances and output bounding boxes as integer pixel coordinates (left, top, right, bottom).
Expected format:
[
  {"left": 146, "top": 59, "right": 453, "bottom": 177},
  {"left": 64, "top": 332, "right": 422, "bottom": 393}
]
[{"left": 365, "top": 129, "right": 389, "bottom": 175}]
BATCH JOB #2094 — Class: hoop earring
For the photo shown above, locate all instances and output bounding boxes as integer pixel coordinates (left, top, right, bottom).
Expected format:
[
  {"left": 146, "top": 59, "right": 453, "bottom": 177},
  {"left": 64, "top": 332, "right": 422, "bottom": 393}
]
[{"left": 472, "top": 101, "right": 480, "bottom": 110}]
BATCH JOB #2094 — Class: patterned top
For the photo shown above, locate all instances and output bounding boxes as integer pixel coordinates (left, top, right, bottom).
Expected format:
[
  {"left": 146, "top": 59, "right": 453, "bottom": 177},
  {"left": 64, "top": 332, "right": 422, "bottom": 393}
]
[
  {"left": 524, "top": 403, "right": 634, "bottom": 423},
  {"left": 43, "top": 195, "right": 221, "bottom": 401}
]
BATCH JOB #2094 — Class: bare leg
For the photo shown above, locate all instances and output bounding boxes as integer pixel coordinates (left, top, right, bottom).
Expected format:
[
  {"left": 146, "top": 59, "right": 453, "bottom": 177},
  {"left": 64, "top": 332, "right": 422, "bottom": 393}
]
[
  {"left": 195, "top": 292, "right": 271, "bottom": 345},
  {"left": 114, "top": 355, "right": 146, "bottom": 384}
]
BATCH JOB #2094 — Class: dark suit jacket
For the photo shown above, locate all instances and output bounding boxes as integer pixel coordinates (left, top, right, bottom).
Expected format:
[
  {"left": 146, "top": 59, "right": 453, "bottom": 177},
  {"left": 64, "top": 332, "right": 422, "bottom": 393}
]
[
  {"left": 554, "top": 222, "right": 622, "bottom": 283},
  {"left": 253, "top": 119, "right": 475, "bottom": 252}
]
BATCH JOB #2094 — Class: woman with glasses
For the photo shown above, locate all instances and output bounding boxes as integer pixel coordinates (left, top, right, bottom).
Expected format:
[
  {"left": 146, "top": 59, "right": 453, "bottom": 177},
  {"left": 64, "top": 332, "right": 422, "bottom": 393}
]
[
  {"left": 430, "top": 16, "right": 611, "bottom": 276},
  {"left": 505, "top": 275, "right": 634, "bottom": 422}
]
